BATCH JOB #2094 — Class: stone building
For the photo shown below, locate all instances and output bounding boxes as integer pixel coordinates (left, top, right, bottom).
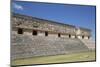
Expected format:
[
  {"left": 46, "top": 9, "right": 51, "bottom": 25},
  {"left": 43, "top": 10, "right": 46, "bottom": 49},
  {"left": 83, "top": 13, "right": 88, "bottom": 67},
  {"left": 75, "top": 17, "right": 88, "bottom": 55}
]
[
  {"left": 12, "top": 13, "right": 91, "bottom": 39},
  {"left": 11, "top": 13, "right": 95, "bottom": 60}
]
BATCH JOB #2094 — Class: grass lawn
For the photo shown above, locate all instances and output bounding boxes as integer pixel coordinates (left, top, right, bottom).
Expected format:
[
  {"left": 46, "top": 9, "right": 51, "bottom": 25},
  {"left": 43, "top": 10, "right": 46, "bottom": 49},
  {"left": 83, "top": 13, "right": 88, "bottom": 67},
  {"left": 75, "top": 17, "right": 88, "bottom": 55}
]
[{"left": 12, "top": 51, "right": 95, "bottom": 66}]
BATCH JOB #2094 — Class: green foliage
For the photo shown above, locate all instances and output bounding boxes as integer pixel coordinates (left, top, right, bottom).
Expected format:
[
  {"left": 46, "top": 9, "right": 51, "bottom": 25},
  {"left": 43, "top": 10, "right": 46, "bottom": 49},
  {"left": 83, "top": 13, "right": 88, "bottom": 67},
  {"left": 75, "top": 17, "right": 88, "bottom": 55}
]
[{"left": 12, "top": 51, "right": 95, "bottom": 66}]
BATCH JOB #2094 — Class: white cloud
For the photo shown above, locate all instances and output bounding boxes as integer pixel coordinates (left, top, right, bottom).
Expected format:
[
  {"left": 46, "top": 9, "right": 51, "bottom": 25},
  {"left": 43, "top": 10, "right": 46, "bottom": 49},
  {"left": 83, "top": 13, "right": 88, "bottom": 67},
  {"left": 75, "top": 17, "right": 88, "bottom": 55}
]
[{"left": 13, "top": 3, "right": 23, "bottom": 10}]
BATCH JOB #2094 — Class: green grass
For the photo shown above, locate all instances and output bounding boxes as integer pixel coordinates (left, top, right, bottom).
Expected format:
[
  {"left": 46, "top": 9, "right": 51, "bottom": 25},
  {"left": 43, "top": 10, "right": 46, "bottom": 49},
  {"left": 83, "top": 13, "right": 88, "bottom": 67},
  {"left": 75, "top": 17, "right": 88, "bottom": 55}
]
[{"left": 12, "top": 51, "right": 95, "bottom": 66}]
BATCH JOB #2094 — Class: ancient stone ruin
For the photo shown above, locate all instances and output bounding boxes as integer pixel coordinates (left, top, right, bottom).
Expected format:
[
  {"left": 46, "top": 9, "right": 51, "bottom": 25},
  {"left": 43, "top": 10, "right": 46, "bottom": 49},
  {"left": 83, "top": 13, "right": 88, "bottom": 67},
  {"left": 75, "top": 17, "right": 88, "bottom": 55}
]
[{"left": 11, "top": 13, "right": 95, "bottom": 60}]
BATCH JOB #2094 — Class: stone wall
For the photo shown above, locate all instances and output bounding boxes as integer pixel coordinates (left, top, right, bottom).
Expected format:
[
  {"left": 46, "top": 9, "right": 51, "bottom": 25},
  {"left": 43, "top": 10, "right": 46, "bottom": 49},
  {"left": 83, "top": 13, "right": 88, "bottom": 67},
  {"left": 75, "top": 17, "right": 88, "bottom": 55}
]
[
  {"left": 12, "top": 13, "right": 91, "bottom": 40},
  {"left": 12, "top": 13, "right": 76, "bottom": 35},
  {"left": 76, "top": 27, "right": 91, "bottom": 39},
  {"left": 11, "top": 13, "right": 95, "bottom": 60},
  {"left": 11, "top": 32, "right": 89, "bottom": 60}
]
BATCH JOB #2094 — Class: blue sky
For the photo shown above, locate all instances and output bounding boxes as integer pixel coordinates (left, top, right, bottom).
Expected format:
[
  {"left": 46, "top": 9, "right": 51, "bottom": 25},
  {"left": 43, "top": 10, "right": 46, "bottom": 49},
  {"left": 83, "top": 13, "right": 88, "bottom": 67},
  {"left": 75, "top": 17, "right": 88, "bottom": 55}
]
[{"left": 12, "top": 1, "right": 96, "bottom": 40}]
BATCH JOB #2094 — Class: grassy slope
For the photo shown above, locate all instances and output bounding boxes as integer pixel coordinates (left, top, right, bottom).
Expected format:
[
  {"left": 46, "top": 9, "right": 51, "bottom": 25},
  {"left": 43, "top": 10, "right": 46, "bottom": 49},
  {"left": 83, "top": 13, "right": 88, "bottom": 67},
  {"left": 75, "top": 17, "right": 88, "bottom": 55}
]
[{"left": 12, "top": 51, "right": 95, "bottom": 66}]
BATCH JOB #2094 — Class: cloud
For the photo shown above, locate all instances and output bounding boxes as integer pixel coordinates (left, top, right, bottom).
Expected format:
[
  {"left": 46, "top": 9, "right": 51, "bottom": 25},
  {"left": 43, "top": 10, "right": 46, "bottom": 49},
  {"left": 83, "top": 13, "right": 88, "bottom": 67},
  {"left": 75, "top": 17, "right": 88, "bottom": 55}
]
[{"left": 13, "top": 3, "right": 23, "bottom": 10}]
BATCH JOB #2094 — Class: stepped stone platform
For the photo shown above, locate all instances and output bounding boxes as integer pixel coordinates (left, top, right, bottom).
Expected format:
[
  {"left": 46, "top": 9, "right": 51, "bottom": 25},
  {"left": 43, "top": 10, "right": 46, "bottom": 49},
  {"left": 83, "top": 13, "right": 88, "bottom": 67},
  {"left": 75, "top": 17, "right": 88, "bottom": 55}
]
[
  {"left": 11, "top": 33, "right": 89, "bottom": 60},
  {"left": 80, "top": 39, "right": 95, "bottom": 50},
  {"left": 11, "top": 13, "right": 95, "bottom": 65}
]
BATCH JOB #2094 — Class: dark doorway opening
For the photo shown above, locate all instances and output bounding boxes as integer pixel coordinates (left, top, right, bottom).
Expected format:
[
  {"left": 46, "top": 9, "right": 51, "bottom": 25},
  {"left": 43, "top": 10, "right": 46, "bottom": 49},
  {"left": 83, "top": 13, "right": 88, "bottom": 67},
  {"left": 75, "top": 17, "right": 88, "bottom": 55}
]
[
  {"left": 45, "top": 31, "right": 48, "bottom": 36},
  {"left": 88, "top": 36, "right": 90, "bottom": 39},
  {"left": 58, "top": 33, "right": 61, "bottom": 37},
  {"left": 32, "top": 30, "right": 37, "bottom": 35},
  {"left": 18, "top": 28, "right": 23, "bottom": 34},
  {"left": 69, "top": 34, "right": 71, "bottom": 38},
  {"left": 82, "top": 36, "right": 84, "bottom": 39}
]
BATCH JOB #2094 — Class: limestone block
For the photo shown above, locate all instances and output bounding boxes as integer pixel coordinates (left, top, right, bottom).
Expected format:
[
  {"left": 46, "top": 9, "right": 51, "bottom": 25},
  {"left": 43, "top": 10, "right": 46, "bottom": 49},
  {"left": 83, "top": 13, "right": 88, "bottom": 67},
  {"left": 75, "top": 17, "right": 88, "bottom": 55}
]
[
  {"left": 48, "top": 34, "right": 57, "bottom": 37},
  {"left": 24, "top": 31, "right": 31, "bottom": 35},
  {"left": 71, "top": 35, "right": 75, "bottom": 38},
  {"left": 38, "top": 32, "right": 45, "bottom": 36},
  {"left": 77, "top": 36, "right": 82, "bottom": 39},
  {"left": 12, "top": 31, "right": 17, "bottom": 34},
  {"left": 84, "top": 36, "right": 88, "bottom": 39},
  {"left": 61, "top": 35, "right": 69, "bottom": 38}
]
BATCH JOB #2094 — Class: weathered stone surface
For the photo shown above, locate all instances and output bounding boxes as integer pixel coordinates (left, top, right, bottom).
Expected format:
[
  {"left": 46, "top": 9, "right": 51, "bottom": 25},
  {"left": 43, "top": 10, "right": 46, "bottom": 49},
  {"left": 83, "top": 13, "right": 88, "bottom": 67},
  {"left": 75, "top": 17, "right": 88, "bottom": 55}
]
[
  {"left": 11, "top": 13, "right": 95, "bottom": 60},
  {"left": 11, "top": 33, "right": 89, "bottom": 60}
]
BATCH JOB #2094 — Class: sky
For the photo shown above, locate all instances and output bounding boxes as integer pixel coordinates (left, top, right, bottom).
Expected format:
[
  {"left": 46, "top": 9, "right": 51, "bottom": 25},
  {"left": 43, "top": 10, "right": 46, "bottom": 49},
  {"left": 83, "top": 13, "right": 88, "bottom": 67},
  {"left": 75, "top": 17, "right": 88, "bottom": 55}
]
[{"left": 12, "top": 1, "right": 96, "bottom": 40}]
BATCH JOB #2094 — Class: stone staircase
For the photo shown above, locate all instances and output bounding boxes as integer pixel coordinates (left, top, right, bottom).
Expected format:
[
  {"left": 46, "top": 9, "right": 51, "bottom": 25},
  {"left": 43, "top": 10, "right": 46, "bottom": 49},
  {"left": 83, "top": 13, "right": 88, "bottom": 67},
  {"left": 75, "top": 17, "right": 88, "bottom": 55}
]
[
  {"left": 80, "top": 39, "right": 95, "bottom": 50},
  {"left": 11, "top": 33, "right": 89, "bottom": 60}
]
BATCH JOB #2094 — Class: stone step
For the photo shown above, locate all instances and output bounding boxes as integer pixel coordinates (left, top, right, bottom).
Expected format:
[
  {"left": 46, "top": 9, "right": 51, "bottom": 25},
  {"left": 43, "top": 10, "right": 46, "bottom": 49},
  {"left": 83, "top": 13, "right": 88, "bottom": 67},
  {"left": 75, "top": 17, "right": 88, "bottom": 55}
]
[{"left": 11, "top": 33, "right": 89, "bottom": 60}]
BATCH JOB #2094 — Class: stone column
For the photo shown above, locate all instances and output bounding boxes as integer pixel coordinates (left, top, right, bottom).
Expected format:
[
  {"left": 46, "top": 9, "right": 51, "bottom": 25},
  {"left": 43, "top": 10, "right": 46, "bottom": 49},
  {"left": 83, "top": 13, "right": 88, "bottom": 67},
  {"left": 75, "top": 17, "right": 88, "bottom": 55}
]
[
  {"left": 61, "top": 34, "right": 69, "bottom": 38},
  {"left": 24, "top": 29, "right": 32, "bottom": 35},
  {"left": 38, "top": 31, "right": 45, "bottom": 36},
  {"left": 77, "top": 36, "right": 82, "bottom": 39},
  {"left": 48, "top": 33, "right": 57, "bottom": 38},
  {"left": 24, "top": 31, "right": 31, "bottom": 35},
  {"left": 71, "top": 35, "right": 75, "bottom": 38},
  {"left": 84, "top": 36, "right": 89, "bottom": 39}
]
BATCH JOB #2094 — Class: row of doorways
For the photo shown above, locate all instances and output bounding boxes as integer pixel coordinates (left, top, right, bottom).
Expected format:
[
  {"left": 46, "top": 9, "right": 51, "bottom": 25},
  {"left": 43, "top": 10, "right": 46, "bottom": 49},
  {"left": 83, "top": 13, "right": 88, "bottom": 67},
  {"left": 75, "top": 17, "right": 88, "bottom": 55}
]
[
  {"left": 18, "top": 28, "right": 48, "bottom": 36},
  {"left": 17, "top": 28, "right": 89, "bottom": 39},
  {"left": 17, "top": 28, "right": 62, "bottom": 37}
]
